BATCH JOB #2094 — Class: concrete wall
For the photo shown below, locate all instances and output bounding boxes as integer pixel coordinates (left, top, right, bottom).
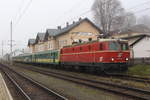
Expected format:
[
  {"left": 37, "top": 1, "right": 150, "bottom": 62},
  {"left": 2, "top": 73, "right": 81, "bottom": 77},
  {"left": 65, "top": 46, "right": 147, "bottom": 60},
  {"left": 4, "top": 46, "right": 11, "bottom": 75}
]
[{"left": 130, "top": 58, "right": 150, "bottom": 65}]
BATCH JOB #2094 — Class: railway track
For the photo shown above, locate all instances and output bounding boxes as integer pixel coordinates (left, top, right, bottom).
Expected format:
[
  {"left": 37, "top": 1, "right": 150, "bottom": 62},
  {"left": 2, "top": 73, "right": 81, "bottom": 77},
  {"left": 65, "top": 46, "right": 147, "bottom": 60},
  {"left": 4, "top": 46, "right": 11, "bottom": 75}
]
[
  {"left": 15, "top": 63, "right": 150, "bottom": 84},
  {"left": 9, "top": 64, "right": 150, "bottom": 100},
  {"left": 0, "top": 64, "right": 67, "bottom": 100},
  {"left": 105, "top": 73, "right": 150, "bottom": 84}
]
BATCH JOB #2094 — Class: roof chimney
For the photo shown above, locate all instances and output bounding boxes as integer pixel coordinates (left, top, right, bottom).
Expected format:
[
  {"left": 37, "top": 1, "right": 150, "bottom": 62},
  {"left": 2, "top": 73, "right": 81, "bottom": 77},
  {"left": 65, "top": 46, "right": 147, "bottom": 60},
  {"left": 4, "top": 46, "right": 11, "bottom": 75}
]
[
  {"left": 79, "top": 17, "right": 82, "bottom": 21},
  {"left": 66, "top": 22, "right": 69, "bottom": 27},
  {"left": 57, "top": 26, "right": 61, "bottom": 30}
]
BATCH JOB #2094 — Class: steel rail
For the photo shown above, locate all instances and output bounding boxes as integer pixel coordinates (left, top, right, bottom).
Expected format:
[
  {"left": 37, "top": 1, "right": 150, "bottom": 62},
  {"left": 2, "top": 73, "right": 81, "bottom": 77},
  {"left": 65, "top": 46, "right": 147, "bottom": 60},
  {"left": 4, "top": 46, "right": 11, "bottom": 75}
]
[
  {"left": 1, "top": 68, "right": 31, "bottom": 100},
  {"left": 105, "top": 73, "right": 150, "bottom": 83},
  {"left": 0, "top": 64, "right": 68, "bottom": 100},
  {"left": 15, "top": 65, "right": 150, "bottom": 100}
]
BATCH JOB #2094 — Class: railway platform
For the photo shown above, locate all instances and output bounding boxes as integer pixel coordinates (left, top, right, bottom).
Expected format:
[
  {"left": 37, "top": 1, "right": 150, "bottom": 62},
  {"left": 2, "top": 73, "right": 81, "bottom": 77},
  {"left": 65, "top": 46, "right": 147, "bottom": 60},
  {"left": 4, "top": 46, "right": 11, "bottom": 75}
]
[{"left": 0, "top": 73, "right": 13, "bottom": 100}]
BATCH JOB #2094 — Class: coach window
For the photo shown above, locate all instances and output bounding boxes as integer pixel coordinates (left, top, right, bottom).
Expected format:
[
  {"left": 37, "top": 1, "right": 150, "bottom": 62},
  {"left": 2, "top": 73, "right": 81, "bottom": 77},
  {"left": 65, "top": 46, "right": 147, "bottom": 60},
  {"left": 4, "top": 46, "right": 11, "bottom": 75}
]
[{"left": 55, "top": 53, "right": 57, "bottom": 58}]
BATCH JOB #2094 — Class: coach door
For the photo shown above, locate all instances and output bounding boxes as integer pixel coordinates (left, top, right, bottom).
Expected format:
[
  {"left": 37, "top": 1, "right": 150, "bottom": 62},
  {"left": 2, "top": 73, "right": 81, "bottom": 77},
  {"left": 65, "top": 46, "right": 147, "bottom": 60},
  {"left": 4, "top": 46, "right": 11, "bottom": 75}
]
[{"left": 53, "top": 52, "right": 55, "bottom": 63}]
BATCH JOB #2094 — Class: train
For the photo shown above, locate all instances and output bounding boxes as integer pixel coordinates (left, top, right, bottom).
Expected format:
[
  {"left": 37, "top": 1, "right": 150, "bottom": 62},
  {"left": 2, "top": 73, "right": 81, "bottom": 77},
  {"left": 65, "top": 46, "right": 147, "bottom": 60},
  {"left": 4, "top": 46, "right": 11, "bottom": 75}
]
[{"left": 12, "top": 39, "right": 130, "bottom": 72}]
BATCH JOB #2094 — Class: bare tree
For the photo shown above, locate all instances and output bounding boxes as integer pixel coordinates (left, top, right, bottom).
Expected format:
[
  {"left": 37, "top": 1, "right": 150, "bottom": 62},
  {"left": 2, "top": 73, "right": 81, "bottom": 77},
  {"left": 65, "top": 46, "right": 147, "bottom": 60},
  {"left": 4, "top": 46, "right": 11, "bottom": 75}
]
[
  {"left": 138, "top": 15, "right": 150, "bottom": 28},
  {"left": 121, "top": 12, "right": 136, "bottom": 29},
  {"left": 92, "top": 0, "right": 125, "bottom": 35}
]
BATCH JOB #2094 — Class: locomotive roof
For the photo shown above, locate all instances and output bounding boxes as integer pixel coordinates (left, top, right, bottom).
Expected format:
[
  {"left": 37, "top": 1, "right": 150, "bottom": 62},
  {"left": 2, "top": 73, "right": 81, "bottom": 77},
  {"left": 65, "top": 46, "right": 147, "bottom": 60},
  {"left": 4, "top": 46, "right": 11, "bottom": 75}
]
[
  {"left": 99, "top": 39, "right": 128, "bottom": 42},
  {"left": 64, "top": 39, "right": 128, "bottom": 48}
]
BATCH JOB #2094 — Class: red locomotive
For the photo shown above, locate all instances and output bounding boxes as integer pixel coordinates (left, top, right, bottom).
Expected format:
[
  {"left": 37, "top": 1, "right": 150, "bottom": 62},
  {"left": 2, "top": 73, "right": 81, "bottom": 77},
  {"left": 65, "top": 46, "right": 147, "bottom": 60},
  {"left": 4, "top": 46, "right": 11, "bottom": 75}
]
[{"left": 60, "top": 39, "right": 130, "bottom": 72}]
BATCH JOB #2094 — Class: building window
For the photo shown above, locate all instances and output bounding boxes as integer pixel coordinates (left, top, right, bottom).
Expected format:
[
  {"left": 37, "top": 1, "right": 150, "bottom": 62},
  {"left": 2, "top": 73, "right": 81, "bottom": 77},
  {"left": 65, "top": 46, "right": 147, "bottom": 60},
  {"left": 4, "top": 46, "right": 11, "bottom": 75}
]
[
  {"left": 49, "top": 43, "right": 51, "bottom": 48},
  {"left": 59, "top": 40, "right": 67, "bottom": 48},
  {"left": 48, "top": 42, "right": 53, "bottom": 49}
]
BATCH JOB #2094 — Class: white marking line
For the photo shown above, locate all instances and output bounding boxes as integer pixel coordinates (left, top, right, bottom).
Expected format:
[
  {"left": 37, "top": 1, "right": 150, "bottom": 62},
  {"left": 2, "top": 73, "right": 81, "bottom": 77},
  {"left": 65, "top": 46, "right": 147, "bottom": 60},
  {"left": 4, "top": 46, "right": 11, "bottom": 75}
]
[{"left": 0, "top": 73, "right": 13, "bottom": 100}]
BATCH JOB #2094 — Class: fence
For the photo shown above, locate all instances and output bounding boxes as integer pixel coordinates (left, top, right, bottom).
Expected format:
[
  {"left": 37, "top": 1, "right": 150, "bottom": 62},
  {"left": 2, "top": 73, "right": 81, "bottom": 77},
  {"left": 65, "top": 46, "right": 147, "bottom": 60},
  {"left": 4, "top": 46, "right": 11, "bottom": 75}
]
[{"left": 130, "top": 58, "right": 150, "bottom": 65}]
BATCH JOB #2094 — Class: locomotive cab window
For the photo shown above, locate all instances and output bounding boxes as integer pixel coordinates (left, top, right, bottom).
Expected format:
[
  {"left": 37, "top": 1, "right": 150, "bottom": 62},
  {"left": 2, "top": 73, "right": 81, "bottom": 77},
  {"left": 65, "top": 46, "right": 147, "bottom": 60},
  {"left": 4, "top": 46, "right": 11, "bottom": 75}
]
[{"left": 121, "top": 43, "right": 129, "bottom": 50}]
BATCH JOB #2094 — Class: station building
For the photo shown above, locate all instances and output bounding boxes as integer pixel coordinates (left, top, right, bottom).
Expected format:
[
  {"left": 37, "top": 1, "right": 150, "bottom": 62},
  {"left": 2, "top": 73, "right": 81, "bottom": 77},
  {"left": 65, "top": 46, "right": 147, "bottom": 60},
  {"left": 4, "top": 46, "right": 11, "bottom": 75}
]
[
  {"left": 28, "top": 18, "right": 102, "bottom": 53},
  {"left": 28, "top": 39, "right": 36, "bottom": 53}
]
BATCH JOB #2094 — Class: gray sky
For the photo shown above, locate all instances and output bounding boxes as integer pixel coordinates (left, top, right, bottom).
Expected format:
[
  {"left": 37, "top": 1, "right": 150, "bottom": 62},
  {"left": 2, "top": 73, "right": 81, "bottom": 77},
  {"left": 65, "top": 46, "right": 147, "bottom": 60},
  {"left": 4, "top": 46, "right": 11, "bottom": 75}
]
[{"left": 0, "top": 0, "right": 150, "bottom": 55}]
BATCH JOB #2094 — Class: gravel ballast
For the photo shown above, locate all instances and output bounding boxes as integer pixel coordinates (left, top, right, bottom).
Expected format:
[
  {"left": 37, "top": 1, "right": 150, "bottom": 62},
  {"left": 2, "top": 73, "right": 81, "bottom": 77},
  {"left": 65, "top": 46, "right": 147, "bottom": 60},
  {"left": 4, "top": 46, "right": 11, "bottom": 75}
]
[{"left": 9, "top": 64, "right": 133, "bottom": 100}]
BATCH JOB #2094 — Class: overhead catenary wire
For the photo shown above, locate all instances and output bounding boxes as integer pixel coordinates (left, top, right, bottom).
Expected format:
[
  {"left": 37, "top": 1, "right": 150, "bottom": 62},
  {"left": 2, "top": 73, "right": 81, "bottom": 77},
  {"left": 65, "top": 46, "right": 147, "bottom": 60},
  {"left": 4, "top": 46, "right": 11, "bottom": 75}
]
[
  {"left": 59, "top": 0, "right": 150, "bottom": 26},
  {"left": 14, "top": 0, "right": 33, "bottom": 27},
  {"left": 12, "top": 0, "right": 150, "bottom": 29},
  {"left": 59, "top": 10, "right": 92, "bottom": 27},
  {"left": 53, "top": 0, "right": 88, "bottom": 26},
  {"left": 3, "top": 0, "right": 150, "bottom": 56},
  {"left": 126, "top": 0, "right": 150, "bottom": 11},
  {"left": 13, "top": 0, "right": 26, "bottom": 23},
  {"left": 53, "top": 0, "right": 92, "bottom": 27},
  {"left": 3, "top": 0, "right": 33, "bottom": 56}
]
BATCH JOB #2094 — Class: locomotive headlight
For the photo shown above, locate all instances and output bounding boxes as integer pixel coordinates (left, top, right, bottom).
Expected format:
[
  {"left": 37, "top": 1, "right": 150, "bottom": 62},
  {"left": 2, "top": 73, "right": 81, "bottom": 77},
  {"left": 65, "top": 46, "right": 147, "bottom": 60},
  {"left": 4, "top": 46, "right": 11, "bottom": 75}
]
[
  {"left": 111, "top": 58, "right": 114, "bottom": 61},
  {"left": 126, "top": 58, "right": 129, "bottom": 61}
]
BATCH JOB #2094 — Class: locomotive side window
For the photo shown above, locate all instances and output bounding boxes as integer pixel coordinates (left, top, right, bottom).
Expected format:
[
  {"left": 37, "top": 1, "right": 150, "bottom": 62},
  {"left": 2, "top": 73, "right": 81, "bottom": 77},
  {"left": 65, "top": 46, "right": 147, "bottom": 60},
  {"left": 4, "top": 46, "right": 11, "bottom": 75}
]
[
  {"left": 80, "top": 47, "right": 82, "bottom": 51},
  {"left": 109, "top": 42, "right": 119, "bottom": 50},
  {"left": 60, "top": 49, "right": 63, "bottom": 54},
  {"left": 88, "top": 45, "right": 91, "bottom": 51},
  {"left": 99, "top": 43, "right": 103, "bottom": 50},
  {"left": 55, "top": 53, "right": 58, "bottom": 59}
]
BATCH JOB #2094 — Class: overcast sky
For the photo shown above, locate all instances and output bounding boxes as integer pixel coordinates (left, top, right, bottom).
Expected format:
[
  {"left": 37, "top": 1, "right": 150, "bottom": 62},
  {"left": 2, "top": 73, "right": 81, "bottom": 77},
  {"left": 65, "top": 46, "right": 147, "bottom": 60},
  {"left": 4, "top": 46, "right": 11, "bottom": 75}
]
[{"left": 0, "top": 0, "right": 150, "bottom": 55}]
